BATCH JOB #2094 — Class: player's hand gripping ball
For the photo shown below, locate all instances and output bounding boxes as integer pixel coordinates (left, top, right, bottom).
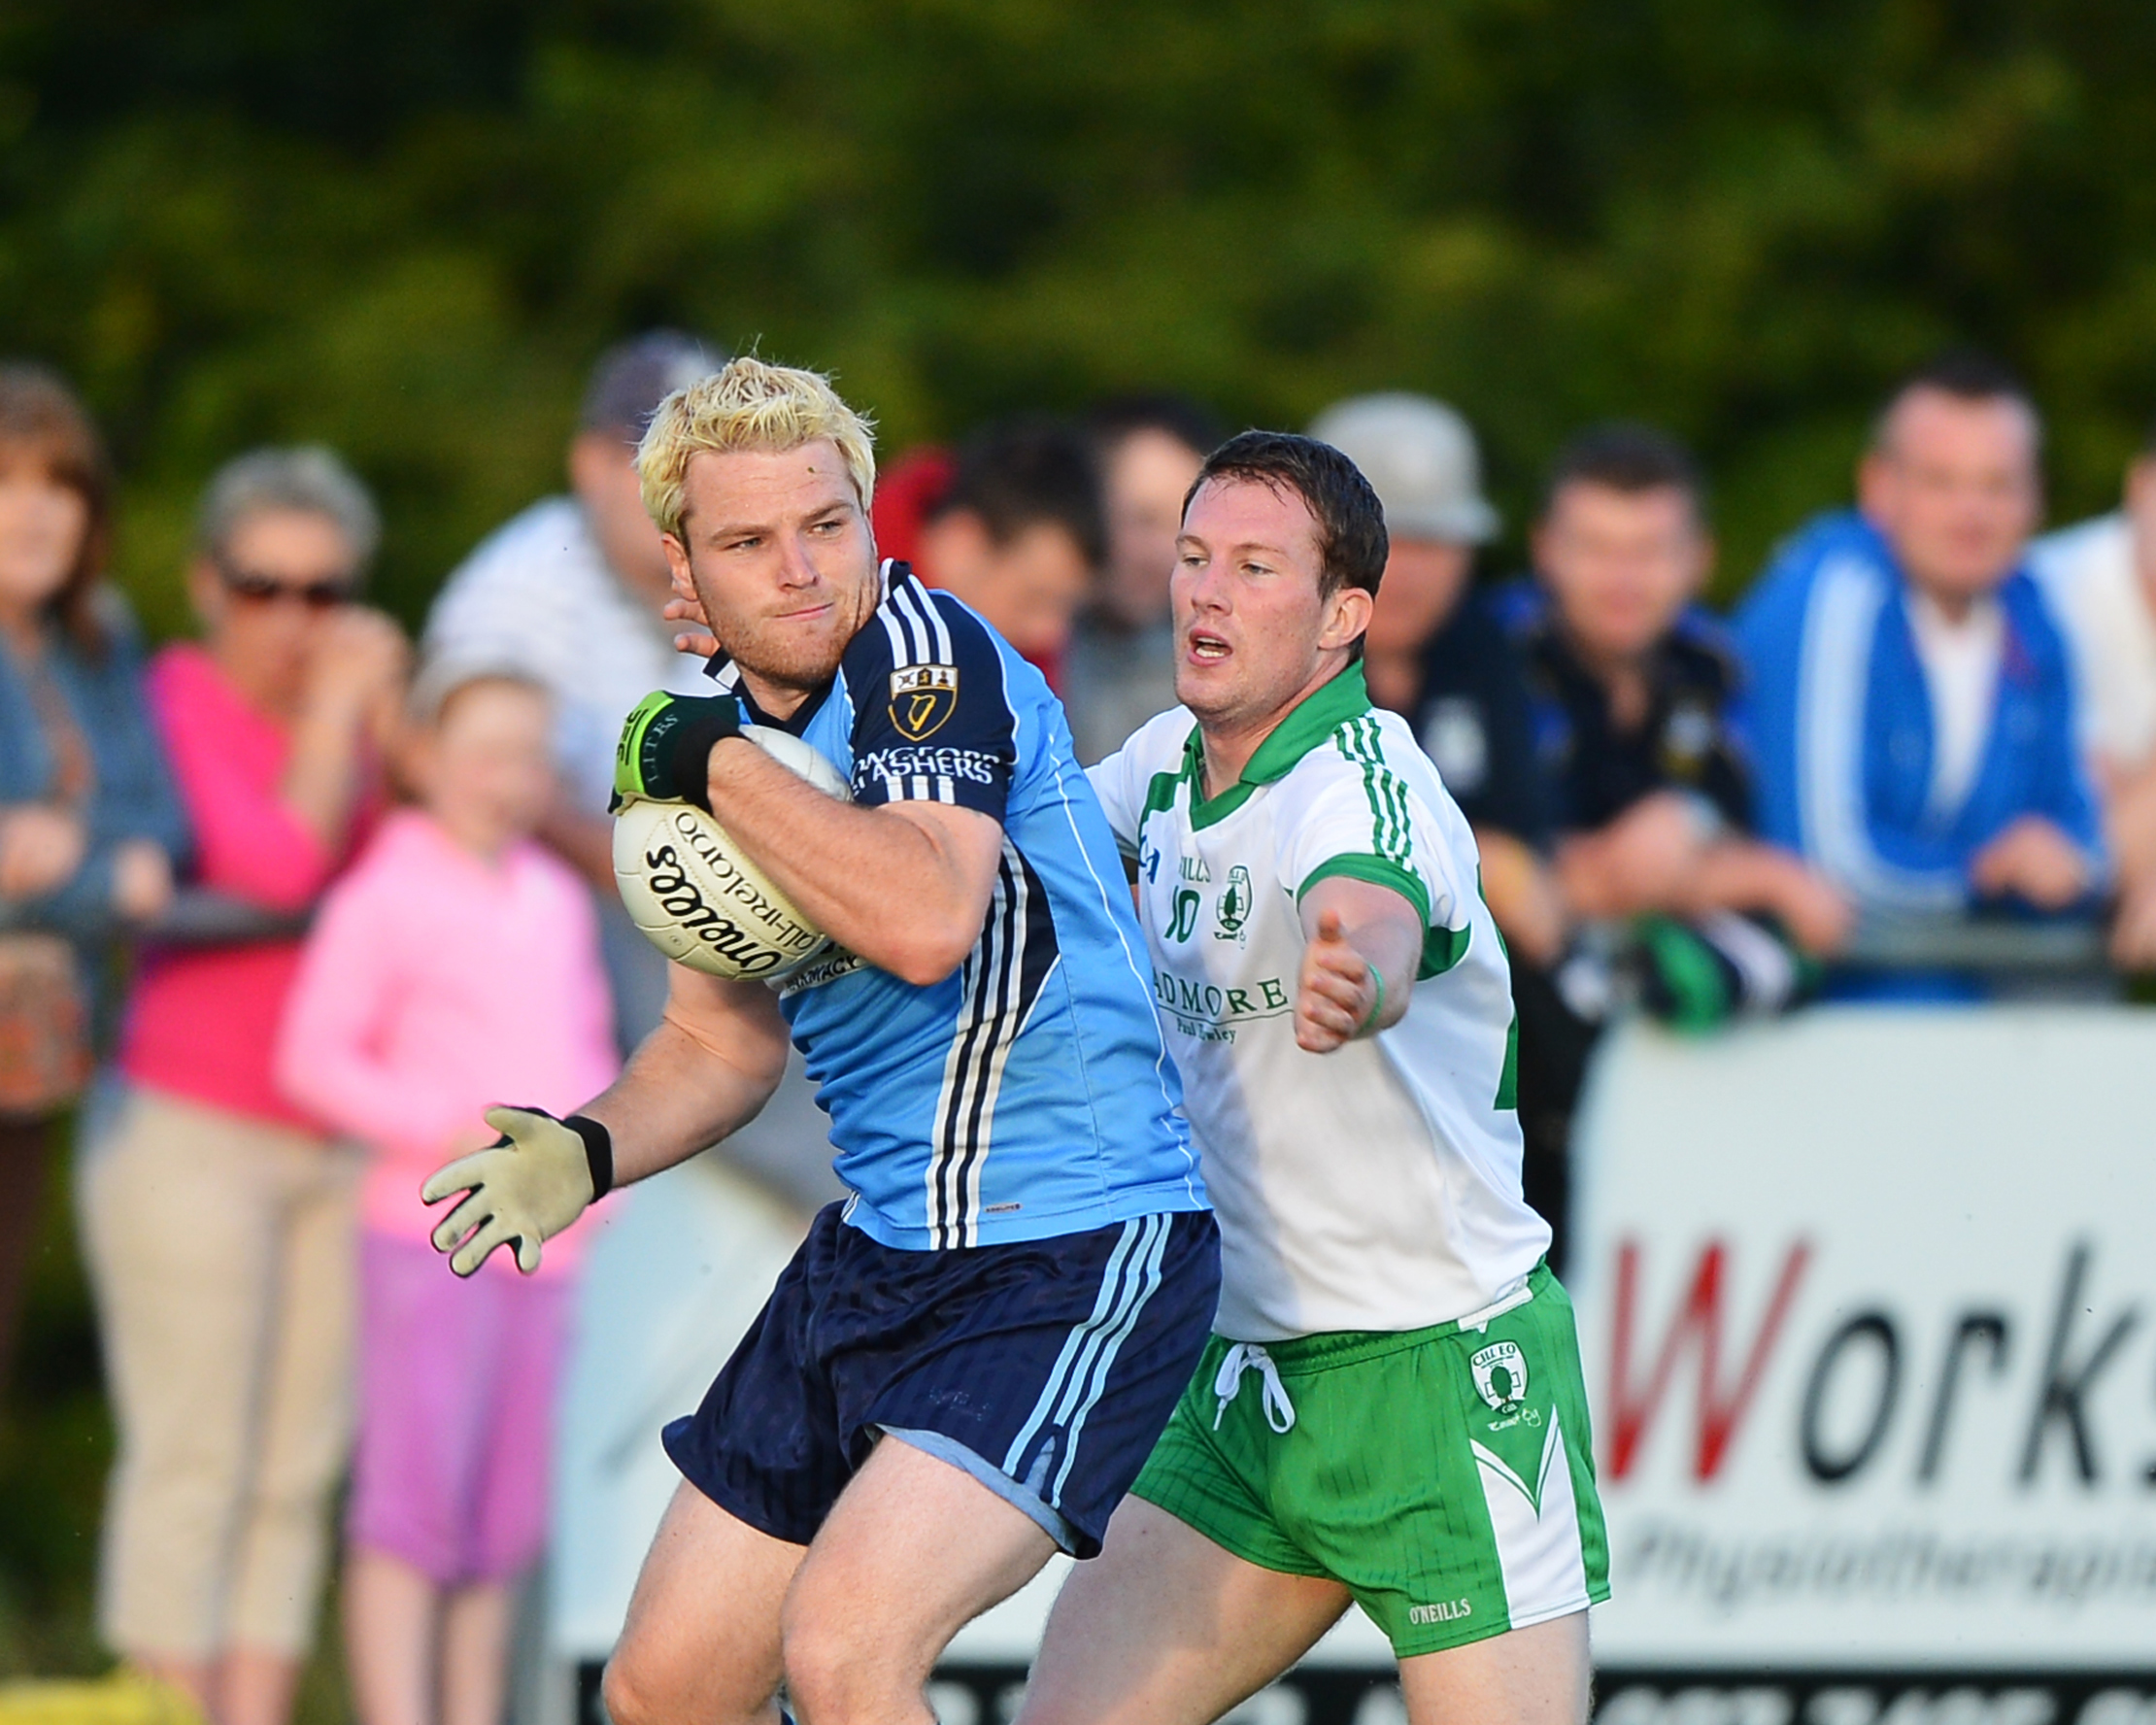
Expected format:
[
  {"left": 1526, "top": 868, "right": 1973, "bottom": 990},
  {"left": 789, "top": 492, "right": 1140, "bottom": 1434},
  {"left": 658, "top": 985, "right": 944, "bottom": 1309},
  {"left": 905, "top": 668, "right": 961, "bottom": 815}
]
[{"left": 612, "top": 702, "right": 851, "bottom": 981}]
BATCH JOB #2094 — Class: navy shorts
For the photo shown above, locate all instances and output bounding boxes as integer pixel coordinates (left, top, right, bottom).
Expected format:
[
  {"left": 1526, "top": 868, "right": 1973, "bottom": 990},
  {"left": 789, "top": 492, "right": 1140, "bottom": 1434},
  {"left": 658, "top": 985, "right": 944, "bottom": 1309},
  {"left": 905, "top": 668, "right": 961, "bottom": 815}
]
[{"left": 662, "top": 1202, "right": 1220, "bottom": 1557}]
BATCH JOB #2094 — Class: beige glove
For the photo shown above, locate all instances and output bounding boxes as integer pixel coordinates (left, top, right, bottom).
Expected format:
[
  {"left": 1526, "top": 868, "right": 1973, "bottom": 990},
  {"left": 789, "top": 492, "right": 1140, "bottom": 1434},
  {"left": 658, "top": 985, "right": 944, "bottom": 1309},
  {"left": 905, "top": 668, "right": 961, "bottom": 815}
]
[{"left": 421, "top": 1105, "right": 613, "bottom": 1277}]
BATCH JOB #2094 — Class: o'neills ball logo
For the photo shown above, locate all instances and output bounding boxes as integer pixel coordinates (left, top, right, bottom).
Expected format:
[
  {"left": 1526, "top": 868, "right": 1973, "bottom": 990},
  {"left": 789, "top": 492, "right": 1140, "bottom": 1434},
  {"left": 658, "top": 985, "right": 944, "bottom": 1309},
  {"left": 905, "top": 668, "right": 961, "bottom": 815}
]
[
  {"left": 630, "top": 809, "right": 824, "bottom": 977},
  {"left": 661, "top": 810, "right": 821, "bottom": 953}
]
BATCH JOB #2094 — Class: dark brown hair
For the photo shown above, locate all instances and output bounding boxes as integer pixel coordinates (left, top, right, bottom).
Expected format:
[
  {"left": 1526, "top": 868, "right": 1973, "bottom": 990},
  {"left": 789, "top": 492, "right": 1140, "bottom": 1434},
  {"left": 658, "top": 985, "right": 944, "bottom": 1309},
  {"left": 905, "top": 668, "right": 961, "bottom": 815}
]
[
  {"left": 0, "top": 363, "right": 113, "bottom": 655},
  {"left": 928, "top": 415, "right": 1107, "bottom": 571},
  {"left": 1186, "top": 429, "right": 1390, "bottom": 601},
  {"left": 1541, "top": 423, "right": 1707, "bottom": 522},
  {"left": 1871, "top": 349, "right": 2040, "bottom": 457}
]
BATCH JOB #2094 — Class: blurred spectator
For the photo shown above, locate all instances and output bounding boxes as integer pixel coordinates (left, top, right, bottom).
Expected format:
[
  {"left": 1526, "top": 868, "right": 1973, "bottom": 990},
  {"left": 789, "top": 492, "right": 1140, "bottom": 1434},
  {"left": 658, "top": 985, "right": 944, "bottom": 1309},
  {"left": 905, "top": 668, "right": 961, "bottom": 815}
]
[
  {"left": 0, "top": 363, "right": 183, "bottom": 1387},
  {"left": 1307, "top": 392, "right": 1562, "bottom": 964},
  {"left": 277, "top": 661, "right": 616, "bottom": 1725},
  {"left": 424, "top": 330, "right": 719, "bottom": 1048},
  {"left": 84, "top": 447, "right": 403, "bottom": 1725},
  {"left": 2030, "top": 421, "right": 2156, "bottom": 964},
  {"left": 913, "top": 416, "right": 1104, "bottom": 673},
  {"left": 1513, "top": 425, "right": 1851, "bottom": 1011},
  {"left": 1736, "top": 354, "right": 2104, "bottom": 924},
  {"left": 868, "top": 445, "right": 958, "bottom": 571},
  {"left": 1061, "top": 395, "right": 1217, "bottom": 762}
]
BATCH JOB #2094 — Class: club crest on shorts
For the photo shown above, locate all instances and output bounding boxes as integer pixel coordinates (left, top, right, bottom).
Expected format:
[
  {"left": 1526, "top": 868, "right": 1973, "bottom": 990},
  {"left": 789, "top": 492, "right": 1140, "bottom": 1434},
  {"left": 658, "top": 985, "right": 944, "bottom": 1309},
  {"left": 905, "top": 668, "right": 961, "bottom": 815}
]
[
  {"left": 1470, "top": 1340, "right": 1528, "bottom": 1415},
  {"left": 889, "top": 664, "right": 959, "bottom": 741}
]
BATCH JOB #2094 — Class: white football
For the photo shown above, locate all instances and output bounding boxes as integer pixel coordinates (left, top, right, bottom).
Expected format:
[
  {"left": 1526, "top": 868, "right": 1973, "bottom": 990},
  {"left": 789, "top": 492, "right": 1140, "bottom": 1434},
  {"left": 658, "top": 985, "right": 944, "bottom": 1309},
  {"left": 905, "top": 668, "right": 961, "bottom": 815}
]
[{"left": 613, "top": 726, "right": 850, "bottom": 981}]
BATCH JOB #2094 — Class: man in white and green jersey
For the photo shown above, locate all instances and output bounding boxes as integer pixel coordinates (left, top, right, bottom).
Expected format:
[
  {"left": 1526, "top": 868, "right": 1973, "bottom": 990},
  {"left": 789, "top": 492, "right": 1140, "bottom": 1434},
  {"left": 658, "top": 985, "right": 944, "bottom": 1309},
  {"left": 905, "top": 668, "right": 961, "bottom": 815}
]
[{"left": 1019, "top": 431, "right": 1607, "bottom": 1725}]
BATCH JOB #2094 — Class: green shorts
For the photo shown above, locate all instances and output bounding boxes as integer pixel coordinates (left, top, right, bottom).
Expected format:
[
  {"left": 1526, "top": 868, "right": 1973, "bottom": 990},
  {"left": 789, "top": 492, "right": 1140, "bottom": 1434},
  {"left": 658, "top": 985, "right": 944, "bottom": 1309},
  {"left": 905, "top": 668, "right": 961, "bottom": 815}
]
[{"left": 1130, "top": 1262, "right": 1610, "bottom": 1659}]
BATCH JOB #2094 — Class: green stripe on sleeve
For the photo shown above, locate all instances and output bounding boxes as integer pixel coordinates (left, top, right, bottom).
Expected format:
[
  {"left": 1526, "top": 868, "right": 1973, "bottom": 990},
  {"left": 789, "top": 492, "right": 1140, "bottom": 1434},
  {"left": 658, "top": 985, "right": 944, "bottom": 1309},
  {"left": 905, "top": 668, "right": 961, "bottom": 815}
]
[
  {"left": 1420, "top": 920, "right": 1471, "bottom": 979},
  {"left": 1297, "top": 856, "right": 1472, "bottom": 980},
  {"left": 1333, "top": 718, "right": 1415, "bottom": 869},
  {"left": 1374, "top": 730, "right": 1415, "bottom": 863},
  {"left": 1297, "top": 854, "right": 1432, "bottom": 929}
]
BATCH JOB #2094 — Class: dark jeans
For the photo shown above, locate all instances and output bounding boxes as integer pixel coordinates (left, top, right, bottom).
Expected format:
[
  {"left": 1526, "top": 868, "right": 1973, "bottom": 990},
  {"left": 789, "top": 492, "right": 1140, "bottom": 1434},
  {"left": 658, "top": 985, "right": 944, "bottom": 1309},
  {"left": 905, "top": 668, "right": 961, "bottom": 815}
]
[
  {"left": 0, "top": 1112, "right": 51, "bottom": 1392},
  {"left": 1511, "top": 962, "right": 1601, "bottom": 1279}
]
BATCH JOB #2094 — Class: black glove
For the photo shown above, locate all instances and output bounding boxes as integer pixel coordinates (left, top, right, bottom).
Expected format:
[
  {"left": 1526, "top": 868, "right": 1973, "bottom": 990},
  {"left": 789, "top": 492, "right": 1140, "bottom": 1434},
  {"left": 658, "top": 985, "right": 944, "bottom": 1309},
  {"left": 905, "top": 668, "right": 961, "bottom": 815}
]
[{"left": 614, "top": 691, "right": 744, "bottom": 811}]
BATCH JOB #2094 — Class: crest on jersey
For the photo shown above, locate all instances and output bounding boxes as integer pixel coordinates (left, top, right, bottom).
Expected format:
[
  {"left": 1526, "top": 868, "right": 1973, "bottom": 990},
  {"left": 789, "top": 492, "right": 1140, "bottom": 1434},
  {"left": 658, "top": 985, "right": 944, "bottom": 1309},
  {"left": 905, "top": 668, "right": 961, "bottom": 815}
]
[
  {"left": 1214, "top": 864, "right": 1251, "bottom": 940},
  {"left": 889, "top": 664, "right": 959, "bottom": 741}
]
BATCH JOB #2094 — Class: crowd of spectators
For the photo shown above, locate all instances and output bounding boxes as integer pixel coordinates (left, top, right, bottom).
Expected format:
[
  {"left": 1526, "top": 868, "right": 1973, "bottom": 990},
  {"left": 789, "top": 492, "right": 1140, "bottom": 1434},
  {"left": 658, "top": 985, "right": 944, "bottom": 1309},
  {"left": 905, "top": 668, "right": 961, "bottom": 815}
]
[
  {"left": 0, "top": 334, "right": 2150, "bottom": 1724},
  {"left": 84, "top": 446, "right": 399, "bottom": 1725}
]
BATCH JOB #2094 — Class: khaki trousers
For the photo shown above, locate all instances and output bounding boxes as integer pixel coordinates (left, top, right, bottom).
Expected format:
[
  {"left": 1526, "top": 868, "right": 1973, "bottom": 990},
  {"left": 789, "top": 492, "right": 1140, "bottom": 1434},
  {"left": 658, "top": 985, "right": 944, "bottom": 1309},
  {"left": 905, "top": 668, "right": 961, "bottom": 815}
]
[{"left": 79, "top": 1085, "right": 360, "bottom": 1658}]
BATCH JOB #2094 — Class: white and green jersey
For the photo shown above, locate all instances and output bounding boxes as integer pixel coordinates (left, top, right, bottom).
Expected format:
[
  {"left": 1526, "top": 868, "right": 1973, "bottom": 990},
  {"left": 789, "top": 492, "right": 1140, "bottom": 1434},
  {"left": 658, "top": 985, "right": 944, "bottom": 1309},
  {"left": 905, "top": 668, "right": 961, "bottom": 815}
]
[{"left": 1091, "top": 665, "right": 1551, "bottom": 1343}]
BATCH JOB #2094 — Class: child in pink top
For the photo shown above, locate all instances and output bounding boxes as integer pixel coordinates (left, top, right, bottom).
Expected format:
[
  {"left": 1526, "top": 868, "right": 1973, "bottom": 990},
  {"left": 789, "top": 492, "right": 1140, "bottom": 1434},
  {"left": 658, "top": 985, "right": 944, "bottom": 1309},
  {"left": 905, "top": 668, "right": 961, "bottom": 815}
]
[{"left": 278, "top": 664, "right": 616, "bottom": 1725}]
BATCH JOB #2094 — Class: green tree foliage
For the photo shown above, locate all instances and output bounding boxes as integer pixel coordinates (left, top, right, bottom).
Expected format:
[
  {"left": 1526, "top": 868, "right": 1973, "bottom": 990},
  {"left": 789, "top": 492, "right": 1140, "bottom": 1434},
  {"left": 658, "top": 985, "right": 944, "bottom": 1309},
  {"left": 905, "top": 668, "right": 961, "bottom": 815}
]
[{"left": 4, "top": 0, "right": 2156, "bottom": 627}]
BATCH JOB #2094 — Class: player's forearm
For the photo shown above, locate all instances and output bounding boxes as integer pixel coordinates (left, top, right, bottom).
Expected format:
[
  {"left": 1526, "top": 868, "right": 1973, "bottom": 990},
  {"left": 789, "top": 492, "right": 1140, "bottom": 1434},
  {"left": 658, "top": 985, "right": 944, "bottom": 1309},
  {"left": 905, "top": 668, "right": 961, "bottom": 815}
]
[
  {"left": 1297, "top": 876, "right": 1423, "bottom": 1038},
  {"left": 1341, "top": 917, "right": 1420, "bottom": 1033},
  {"left": 579, "top": 1016, "right": 787, "bottom": 1188},
  {"left": 1688, "top": 839, "right": 1819, "bottom": 920},
  {"left": 703, "top": 741, "right": 994, "bottom": 985}
]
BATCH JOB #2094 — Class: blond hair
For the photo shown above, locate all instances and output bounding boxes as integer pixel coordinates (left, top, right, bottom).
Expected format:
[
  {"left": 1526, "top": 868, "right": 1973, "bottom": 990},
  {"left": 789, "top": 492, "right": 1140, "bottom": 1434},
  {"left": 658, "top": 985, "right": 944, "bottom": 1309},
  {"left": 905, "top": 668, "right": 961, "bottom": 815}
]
[{"left": 636, "top": 355, "right": 877, "bottom": 537}]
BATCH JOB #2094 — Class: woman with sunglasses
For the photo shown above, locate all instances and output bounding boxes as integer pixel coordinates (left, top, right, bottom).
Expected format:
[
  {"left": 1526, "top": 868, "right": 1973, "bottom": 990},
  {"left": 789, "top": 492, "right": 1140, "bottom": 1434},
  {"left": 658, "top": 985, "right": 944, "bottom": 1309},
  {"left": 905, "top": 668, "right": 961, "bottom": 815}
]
[
  {"left": 83, "top": 446, "right": 407, "bottom": 1725},
  {"left": 0, "top": 363, "right": 185, "bottom": 1392}
]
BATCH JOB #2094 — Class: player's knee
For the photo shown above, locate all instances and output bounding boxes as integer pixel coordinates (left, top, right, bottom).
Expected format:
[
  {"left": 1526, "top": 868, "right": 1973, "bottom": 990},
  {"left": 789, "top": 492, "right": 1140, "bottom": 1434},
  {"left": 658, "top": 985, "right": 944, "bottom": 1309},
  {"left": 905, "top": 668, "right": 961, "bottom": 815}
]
[
  {"left": 781, "top": 1596, "right": 913, "bottom": 1725},
  {"left": 599, "top": 1648, "right": 666, "bottom": 1725},
  {"left": 777, "top": 1619, "right": 856, "bottom": 1723},
  {"left": 1005, "top": 1677, "right": 1083, "bottom": 1725}
]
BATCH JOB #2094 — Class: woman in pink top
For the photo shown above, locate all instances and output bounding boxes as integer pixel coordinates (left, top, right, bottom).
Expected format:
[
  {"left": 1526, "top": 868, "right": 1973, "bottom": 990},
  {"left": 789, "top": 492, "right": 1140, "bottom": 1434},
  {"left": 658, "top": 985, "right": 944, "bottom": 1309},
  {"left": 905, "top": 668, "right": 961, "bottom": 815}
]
[
  {"left": 80, "top": 448, "right": 406, "bottom": 1725},
  {"left": 278, "top": 662, "right": 616, "bottom": 1725}
]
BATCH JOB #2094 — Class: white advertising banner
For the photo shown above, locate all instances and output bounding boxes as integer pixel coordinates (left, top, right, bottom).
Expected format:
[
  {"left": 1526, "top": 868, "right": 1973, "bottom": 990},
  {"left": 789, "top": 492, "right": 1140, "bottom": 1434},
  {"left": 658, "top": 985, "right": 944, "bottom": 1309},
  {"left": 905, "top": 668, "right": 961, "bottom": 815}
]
[{"left": 1569, "top": 1004, "right": 2156, "bottom": 1672}]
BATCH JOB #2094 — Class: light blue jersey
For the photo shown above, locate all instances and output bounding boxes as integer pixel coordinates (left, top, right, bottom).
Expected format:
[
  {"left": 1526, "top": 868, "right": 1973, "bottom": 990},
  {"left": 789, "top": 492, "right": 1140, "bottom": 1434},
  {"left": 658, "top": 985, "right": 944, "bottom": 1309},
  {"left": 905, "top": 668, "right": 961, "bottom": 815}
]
[{"left": 708, "top": 562, "right": 1205, "bottom": 1250}]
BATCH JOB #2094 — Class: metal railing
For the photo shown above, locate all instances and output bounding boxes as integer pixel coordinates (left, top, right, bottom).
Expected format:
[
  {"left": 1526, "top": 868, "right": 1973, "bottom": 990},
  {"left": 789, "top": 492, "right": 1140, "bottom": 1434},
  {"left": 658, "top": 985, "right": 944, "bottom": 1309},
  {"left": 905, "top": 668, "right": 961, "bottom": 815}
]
[
  {"left": 139, "top": 889, "right": 311, "bottom": 947},
  {"left": 1830, "top": 909, "right": 2119, "bottom": 997}
]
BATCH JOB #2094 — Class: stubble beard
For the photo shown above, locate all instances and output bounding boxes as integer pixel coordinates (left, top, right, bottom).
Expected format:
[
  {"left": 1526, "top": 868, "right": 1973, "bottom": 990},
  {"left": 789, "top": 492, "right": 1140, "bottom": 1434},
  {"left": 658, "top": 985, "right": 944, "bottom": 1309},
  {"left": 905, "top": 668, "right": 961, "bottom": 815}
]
[{"left": 711, "top": 571, "right": 880, "bottom": 702}]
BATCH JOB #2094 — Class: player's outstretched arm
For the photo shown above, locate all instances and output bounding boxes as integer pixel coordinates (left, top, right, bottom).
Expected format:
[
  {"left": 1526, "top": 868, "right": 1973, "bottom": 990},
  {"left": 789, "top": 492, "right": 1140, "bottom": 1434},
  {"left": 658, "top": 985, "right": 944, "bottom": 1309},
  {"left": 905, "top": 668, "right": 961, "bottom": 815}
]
[
  {"left": 585, "top": 963, "right": 795, "bottom": 1185},
  {"left": 420, "top": 964, "right": 792, "bottom": 1276},
  {"left": 1294, "top": 876, "right": 1425, "bottom": 1054}
]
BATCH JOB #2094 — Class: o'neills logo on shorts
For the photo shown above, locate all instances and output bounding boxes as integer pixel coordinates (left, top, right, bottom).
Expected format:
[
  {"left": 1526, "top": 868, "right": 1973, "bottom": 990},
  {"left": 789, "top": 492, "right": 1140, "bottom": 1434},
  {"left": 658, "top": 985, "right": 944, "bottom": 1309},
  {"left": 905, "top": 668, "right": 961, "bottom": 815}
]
[{"left": 1407, "top": 1598, "right": 1471, "bottom": 1625}]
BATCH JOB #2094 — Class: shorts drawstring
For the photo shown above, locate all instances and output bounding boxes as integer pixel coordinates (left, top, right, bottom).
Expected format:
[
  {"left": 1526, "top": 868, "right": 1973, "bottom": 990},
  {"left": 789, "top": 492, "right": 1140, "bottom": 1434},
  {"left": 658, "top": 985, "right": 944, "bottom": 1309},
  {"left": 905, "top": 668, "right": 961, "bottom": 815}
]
[{"left": 1212, "top": 1342, "right": 1297, "bottom": 1434}]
